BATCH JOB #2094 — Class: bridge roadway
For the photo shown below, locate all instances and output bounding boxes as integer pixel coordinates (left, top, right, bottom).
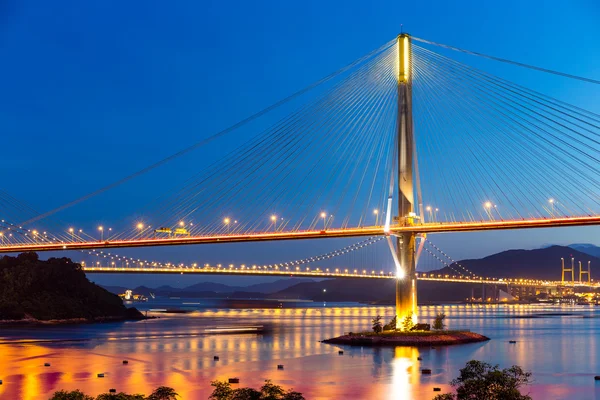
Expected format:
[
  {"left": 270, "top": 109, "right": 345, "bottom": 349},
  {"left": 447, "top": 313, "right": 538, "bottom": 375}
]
[
  {"left": 82, "top": 266, "right": 599, "bottom": 288},
  {"left": 3, "top": 215, "right": 600, "bottom": 253}
]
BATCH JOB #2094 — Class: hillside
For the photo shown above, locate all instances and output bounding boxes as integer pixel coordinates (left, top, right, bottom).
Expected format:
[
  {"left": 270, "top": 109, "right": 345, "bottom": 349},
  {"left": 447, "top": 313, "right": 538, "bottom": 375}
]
[
  {"left": 432, "top": 245, "right": 597, "bottom": 280},
  {"left": 569, "top": 243, "right": 600, "bottom": 258},
  {"left": 0, "top": 253, "right": 143, "bottom": 322}
]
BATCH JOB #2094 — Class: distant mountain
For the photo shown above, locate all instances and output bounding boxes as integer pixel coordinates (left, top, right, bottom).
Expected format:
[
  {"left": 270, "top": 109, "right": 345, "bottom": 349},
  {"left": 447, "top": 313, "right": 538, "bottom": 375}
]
[
  {"left": 432, "top": 245, "right": 598, "bottom": 280},
  {"left": 245, "top": 278, "right": 315, "bottom": 293},
  {"left": 100, "top": 247, "right": 599, "bottom": 304},
  {"left": 102, "top": 278, "right": 316, "bottom": 297},
  {"left": 101, "top": 285, "right": 128, "bottom": 295},
  {"left": 182, "top": 282, "right": 244, "bottom": 293},
  {"left": 271, "top": 278, "right": 485, "bottom": 303},
  {"left": 569, "top": 243, "right": 600, "bottom": 258}
]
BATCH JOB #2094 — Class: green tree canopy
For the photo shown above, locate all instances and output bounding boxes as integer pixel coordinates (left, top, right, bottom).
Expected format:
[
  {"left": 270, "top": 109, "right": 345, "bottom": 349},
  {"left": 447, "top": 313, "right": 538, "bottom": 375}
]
[{"left": 434, "top": 360, "right": 532, "bottom": 400}]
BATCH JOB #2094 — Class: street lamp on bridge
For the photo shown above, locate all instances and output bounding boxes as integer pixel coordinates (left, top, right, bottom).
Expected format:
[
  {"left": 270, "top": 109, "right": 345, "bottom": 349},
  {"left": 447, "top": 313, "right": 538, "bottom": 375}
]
[{"left": 271, "top": 215, "right": 277, "bottom": 231}]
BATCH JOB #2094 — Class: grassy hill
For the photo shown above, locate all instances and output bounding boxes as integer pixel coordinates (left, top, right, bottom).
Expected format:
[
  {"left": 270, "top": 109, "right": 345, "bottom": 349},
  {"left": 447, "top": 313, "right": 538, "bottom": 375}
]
[{"left": 0, "top": 253, "right": 143, "bottom": 322}]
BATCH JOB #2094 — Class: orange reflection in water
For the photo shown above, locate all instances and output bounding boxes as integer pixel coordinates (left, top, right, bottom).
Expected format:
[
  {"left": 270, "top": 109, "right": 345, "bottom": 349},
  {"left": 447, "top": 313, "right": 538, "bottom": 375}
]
[{"left": 0, "top": 304, "right": 598, "bottom": 399}]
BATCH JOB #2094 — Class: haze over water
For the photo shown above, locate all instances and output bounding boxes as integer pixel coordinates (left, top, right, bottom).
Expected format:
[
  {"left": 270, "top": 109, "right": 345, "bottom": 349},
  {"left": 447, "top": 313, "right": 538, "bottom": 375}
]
[{"left": 0, "top": 303, "right": 599, "bottom": 400}]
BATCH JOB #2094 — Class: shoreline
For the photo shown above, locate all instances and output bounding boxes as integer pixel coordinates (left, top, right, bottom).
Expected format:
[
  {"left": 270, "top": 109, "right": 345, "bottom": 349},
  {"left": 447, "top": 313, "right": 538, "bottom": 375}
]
[
  {"left": 322, "top": 331, "right": 490, "bottom": 346},
  {"left": 0, "top": 315, "right": 154, "bottom": 326}
]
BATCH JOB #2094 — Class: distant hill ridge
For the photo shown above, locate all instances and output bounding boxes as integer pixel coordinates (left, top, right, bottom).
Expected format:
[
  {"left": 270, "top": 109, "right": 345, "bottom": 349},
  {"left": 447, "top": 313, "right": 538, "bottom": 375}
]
[
  {"left": 102, "top": 278, "right": 315, "bottom": 297},
  {"left": 433, "top": 245, "right": 598, "bottom": 280},
  {"left": 100, "top": 245, "right": 600, "bottom": 303}
]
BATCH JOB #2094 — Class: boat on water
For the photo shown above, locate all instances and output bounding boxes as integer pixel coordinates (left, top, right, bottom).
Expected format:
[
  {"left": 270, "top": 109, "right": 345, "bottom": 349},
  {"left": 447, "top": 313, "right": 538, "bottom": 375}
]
[{"left": 118, "top": 289, "right": 148, "bottom": 302}]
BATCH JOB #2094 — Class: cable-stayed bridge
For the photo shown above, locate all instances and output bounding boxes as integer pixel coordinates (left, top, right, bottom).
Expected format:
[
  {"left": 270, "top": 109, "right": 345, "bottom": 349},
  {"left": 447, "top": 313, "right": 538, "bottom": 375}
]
[{"left": 2, "top": 34, "right": 600, "bottom": 327}]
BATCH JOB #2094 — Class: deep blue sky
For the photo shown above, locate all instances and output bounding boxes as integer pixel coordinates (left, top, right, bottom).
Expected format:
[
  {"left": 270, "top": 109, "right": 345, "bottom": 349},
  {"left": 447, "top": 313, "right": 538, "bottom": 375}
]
[{"left": 1, "top": 0, "right": 599, "bottom": 287}]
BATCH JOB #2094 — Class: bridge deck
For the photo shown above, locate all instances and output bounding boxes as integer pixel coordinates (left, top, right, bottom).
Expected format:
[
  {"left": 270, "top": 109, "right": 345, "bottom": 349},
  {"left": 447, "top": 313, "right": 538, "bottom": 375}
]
[
  {"left": 82, "top": 267, "right": 597, "bottom": 288},
  {"left": 3, "top": 215, "right": 600, "bottom": 253}
]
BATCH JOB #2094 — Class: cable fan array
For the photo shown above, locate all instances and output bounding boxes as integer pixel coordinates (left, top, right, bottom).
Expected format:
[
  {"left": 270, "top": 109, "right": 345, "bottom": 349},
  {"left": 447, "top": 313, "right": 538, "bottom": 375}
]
[
  {"left": 95, "top": 40, "right": 400, "bottom": 240},
  {"left": 412, "top": 42, "right": 600, "bottom": 223},
  {"left": 3, "top": 33, "right": 600, "bottom": 245}
]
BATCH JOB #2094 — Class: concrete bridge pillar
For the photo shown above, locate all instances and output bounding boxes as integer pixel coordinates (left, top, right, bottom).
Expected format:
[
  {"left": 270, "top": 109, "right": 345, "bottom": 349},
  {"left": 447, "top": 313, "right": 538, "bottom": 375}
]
[{"left": 394, "top": 33, "right": 417, "bottom": 330}]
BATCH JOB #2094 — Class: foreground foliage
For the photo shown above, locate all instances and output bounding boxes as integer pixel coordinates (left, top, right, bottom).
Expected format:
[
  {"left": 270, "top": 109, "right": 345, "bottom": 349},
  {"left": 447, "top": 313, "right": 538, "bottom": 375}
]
[
  {"left": 0, "top": 253, "right": 142, "bottom": 321},
  {"left": 433, "top": 360, "right": 532, "bottom": 400},
  {"left": 209, "top": 380, "right": 304, "bottom": 400},
  {"left": 49, "top": 386, "right": 178, "bottom": 400}
]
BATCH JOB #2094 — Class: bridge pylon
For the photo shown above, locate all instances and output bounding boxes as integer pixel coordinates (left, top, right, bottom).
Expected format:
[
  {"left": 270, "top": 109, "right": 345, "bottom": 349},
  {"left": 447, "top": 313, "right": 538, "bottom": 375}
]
[
  {"left": 395, "top": 33, "right": 417, "bottom": 329},
  {"left": 579, "top": 261, "right": 591, "bottom": 283},
  {"left": 561, "top": 257, "right": 575, "bottom": 284}
]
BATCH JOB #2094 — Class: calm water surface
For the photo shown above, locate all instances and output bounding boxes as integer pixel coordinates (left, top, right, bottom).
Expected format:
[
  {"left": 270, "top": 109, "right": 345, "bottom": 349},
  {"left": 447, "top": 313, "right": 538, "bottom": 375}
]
[{"left": 0, "top": 302, "right": 599, "bottom": 400}]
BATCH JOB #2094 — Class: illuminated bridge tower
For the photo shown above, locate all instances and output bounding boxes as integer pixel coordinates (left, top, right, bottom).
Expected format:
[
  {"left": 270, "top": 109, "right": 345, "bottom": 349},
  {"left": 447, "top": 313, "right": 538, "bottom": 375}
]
[{"left": 395, "top": 33, "right": 418, "bottom": 329}]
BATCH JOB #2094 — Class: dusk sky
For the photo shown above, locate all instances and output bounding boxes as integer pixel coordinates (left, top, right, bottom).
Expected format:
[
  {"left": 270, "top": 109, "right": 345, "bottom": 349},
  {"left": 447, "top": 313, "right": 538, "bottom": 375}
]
[{"left": 1, "top": 0, "right": 599, "bottom": 287}]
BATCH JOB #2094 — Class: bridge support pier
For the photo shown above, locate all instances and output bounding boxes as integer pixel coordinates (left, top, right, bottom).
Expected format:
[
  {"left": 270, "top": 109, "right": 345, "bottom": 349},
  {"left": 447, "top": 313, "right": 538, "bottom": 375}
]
[
  {"left": 396, "top": 232, "right": 417, "bottom": 328},
  {"left": 394, "top": 33, "right": 417, "bottom": 330}
]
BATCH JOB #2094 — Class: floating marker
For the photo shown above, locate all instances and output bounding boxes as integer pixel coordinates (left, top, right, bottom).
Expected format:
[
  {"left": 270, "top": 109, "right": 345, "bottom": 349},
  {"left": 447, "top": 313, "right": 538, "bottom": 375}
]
[
  {"left": 44, "top": 363, "right": 50, "bottom": 367},
  {"left": 97, "top": 373, "right": 105, "bottom": 378},
  {"left": 122, "top": 360, "right": 128, "bottom": 364},
  {"left": 595, "top": 376, "right": 600, "bottom": 381},
  {"left": 109, "top": 389, "right": 116, "bottom": 393},
  {"left": 417, "top": 357, "right": 422, "bottom": 361},
  {"left": 433, "top": 388, "right": 441, "bottom": 392},
  {"left": 214, "top": 356, "right": 219, "bottom": 361},
  {"left": 277, "top": 365, "right": 284, "bottom": 370},
  {"left": 228, "top": 378, "right": 239, "bottom": 384},
  {"left": 0, "top": 380, "right": 3, "bottom": 385},
  {"left": 421, "top": 369, "right": 432, "bottom": 375},
  {"left": 338, "top": 350, "right": 344, "bottom": 355},
  {"left": 509, "top": 340, "right": 517, "bottom": 344}
]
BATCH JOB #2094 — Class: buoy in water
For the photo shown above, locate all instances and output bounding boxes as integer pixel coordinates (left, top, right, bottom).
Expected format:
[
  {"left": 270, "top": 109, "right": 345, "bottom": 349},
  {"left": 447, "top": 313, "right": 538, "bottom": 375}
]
[
  {"left": 422, "top": 369, "right": 432, "bottom": 375},
  {"left": 509, "top": 340, "right": 517, "bottom": 344},
  {"left": 97, "top": 373, "right": 104, "bottom": 378},
  {"left": 109, "top": 389, "right": 116, "bottom": 393},
  {"left": 338, "top": 350, "right": 344, "bottom": 355},
  {"left": 228, "top": 378, "right": 239, "bottom": 384},
  {"left": 122, "top": 360, "right": 128, "bottom": 364},
  {"left": 44, "top": 363, "right": 50, "bottom": 367},
  {"left": 417, "top": 357, "right": 422, "bottom": 361},
  {"left": 277, "top": 365, "right": 284, "bottom": 370},
  {"left": 433, "top": 388, "right": 441, "bottom": 391},
  {"left": 214, "top": 356, "right": 220, "bottom": 361},
  {"left": 595, "top": 376, "right": 600, "bottom": 381}
]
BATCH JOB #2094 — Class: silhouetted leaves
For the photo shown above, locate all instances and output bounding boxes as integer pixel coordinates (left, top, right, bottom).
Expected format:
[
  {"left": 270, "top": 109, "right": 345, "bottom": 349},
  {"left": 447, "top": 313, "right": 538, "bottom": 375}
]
[
  {"left": 433, "top": 360, "right": 532, "bottom": 400},
  {"left": 209, "top": 380, "right": 304, "bottom": 400}
]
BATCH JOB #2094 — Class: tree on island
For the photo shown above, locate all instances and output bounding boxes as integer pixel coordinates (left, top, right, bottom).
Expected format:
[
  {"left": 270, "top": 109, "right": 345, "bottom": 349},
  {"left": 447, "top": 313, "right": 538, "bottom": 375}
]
[
  {"left": 371, "top": 315, "right": 383, "bottom": 333},
  {"left": 383, "top": 315, "right": 397, "bottom": 331},
  {"left": 433, "top": 312, "right": 446, "bottom": 330},
  {"left": 209, "top": 379, "right": 304, "bottom": 400},
  {"left": 433, "top": 360, "right": 532, "bottom": 400},
  {"left": 401, "top": 312, "right": 415, "bottom": 331}
]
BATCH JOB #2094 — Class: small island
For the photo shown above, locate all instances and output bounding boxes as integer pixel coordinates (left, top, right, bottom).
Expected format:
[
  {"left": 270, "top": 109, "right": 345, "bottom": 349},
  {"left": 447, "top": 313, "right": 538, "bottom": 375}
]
[
  {"left": 323, "top": 313, "right": 489, "bottom": 347},
  {"left": 0, "top": 252, "right": 145, "bottom": 324}
]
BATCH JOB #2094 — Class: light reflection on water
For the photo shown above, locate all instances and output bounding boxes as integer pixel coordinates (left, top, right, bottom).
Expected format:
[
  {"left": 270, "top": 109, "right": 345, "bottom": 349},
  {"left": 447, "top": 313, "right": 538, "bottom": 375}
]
[{"left": 0, "top": 303, "right": 599, "bottom": 399}]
